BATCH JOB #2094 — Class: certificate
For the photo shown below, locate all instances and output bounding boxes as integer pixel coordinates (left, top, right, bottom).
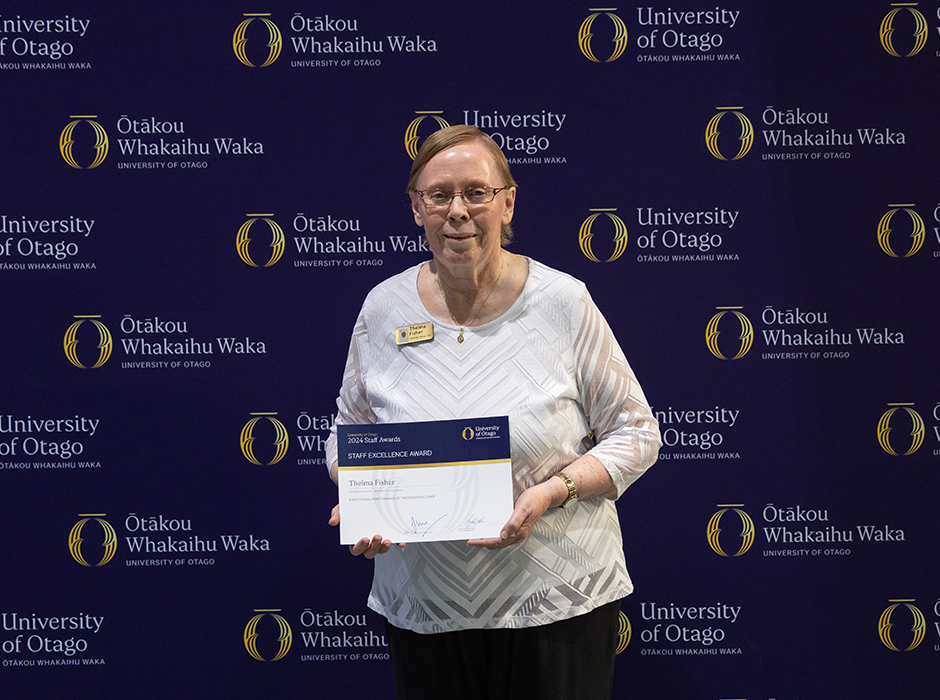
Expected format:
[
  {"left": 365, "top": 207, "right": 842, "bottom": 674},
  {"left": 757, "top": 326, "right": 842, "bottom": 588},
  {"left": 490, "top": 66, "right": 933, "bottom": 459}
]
[{"left": 337, "top": 417, "right": 513, "bottom": 544}]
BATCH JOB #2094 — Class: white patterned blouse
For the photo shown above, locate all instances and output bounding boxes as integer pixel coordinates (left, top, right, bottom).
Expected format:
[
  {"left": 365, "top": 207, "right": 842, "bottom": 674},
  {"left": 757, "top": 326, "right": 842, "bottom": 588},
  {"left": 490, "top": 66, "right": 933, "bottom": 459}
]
[{"left": 326, "top": 258, "right": 661, "bottom": 633}]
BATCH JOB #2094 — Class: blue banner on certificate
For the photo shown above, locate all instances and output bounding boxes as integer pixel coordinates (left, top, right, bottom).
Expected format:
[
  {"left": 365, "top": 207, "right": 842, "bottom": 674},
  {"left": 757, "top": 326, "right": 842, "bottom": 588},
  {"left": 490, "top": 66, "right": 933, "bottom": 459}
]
[{"left": 337, "top": 417, "right": 513, "bottom": 544}]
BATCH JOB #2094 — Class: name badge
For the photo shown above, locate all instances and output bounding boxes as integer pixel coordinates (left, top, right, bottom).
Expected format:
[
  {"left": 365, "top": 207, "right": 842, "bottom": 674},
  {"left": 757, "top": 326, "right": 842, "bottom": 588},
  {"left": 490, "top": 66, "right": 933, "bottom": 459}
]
[{"left": 396, "top": 322, "right": 434, "bottom": 345}]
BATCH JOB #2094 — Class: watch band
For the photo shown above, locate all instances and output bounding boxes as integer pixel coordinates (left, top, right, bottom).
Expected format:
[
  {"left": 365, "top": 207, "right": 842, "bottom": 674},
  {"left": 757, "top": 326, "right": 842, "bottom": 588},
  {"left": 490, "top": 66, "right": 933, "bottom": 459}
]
[{"left": 554, "top": 472, "right": 578, "bottom": 508}]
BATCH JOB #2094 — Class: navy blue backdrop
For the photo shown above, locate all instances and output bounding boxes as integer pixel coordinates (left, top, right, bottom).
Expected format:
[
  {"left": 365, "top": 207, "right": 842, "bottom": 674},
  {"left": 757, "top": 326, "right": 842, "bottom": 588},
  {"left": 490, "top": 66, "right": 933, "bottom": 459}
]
[{"left": 2, "top": 3, "right": 938, "bottom": 698}]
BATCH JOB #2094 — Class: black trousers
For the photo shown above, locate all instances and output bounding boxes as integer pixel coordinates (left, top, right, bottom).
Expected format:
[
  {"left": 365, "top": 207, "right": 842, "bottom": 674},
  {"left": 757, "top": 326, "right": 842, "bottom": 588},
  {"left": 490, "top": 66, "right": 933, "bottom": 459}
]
[{"left": 385, "top": 601, "right": 622, "bottom": 700}]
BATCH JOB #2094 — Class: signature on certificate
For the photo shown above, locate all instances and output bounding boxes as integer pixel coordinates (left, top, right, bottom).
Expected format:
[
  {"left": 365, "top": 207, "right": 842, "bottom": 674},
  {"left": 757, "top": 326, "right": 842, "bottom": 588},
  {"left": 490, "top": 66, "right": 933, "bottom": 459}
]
[{"left": 410, "top": 515, "right": 447, "bottom": 537}]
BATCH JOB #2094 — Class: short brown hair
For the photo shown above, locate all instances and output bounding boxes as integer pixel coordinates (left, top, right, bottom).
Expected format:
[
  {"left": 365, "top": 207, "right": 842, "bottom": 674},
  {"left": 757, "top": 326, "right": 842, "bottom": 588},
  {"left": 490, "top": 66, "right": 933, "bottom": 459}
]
[{"left": 407, "top": 125, "right": 518, "bottom": 245}]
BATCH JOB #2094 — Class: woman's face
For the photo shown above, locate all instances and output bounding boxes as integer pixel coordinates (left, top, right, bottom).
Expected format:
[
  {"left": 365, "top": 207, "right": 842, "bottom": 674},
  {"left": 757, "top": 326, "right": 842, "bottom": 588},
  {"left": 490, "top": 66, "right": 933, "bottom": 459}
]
[{"left": 411, "top": 140, "right": 515, "bottom": 275}]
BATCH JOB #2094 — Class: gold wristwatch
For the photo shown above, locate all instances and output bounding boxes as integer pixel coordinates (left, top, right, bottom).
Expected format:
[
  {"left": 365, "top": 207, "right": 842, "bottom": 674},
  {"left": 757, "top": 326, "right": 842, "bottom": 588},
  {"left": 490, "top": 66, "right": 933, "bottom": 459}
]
[{"left": 554, "top": 472, "right": 578, "bottom": 509}]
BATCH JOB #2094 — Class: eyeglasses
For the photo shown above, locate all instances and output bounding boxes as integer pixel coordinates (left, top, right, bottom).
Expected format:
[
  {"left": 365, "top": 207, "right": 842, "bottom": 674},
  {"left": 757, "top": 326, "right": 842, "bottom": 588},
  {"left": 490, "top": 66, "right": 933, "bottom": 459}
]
[{"left": 413, "top": 186, "right": 507, "bottom": 208}]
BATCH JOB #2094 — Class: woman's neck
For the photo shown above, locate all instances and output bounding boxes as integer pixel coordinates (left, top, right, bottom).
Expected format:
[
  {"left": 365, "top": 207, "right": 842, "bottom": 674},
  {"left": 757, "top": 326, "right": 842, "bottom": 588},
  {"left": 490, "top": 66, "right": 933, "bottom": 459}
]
[{"left": 417, "top": 253, "right": 528, "bottom": 331}]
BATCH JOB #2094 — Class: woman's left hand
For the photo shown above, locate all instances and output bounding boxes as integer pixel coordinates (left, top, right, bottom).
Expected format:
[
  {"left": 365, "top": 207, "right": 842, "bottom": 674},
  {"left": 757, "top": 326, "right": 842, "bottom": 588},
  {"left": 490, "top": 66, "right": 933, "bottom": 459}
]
[{"left": 466, "top": 481, "right": 557, "bottom": 550}]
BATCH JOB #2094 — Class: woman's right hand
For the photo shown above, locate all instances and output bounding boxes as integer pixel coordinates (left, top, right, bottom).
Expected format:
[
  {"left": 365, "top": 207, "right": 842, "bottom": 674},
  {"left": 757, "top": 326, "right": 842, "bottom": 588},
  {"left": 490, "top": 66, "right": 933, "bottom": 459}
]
[{"left": 329, "top": 504, "right": 405, "bottom": 559}]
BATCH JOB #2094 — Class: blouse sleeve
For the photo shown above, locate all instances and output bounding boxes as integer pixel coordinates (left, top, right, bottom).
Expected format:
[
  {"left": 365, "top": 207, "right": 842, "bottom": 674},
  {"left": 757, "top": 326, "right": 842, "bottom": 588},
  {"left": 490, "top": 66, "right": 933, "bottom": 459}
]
[
  {"left": 572, "top": 287, "right": 661, "bottom": 497},
  {"left": 324, "top": 306, "right": 377, "bottom": 473}
]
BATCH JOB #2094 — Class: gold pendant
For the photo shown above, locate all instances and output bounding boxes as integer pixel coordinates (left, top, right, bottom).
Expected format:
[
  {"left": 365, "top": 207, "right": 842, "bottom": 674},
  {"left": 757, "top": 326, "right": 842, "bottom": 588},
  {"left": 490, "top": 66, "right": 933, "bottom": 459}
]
[{"left": 457, "top": 330, "right": 465, "bottom": 343}]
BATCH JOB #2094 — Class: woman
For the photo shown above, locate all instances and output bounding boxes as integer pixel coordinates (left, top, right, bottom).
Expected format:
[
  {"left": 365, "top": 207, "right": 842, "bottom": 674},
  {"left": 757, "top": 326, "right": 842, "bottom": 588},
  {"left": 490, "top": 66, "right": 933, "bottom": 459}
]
[{"left": 326, "top": 125, "right": 660, "bottom": 700}]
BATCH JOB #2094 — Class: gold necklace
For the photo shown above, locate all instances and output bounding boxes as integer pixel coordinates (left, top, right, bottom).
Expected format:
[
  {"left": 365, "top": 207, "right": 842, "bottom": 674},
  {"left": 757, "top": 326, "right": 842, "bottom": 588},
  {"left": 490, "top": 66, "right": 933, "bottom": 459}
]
[{"left": 435, "top": 262, "right": 503, "bottom": 343}]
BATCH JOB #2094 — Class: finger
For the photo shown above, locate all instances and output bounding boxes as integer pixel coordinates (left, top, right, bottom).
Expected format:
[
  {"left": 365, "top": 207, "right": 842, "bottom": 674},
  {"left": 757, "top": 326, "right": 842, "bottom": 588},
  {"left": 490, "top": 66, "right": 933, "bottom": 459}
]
[
  {"left": 348, "top": 537, "right": 371, "bottom": 556},
  {"left": 349, "top": 534, "right": 377, "bottom": 555},
  {"left": 468, "top": 535, "right": 522, "bottom": 551},
  {"left": 364, "top": 535, "right": 392, "bottom": 559}
]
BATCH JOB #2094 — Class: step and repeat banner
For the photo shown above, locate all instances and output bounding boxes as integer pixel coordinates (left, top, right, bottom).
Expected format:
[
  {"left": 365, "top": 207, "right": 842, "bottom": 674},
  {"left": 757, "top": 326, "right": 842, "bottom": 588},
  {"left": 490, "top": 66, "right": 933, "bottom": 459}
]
[{"left": 2, "top": 3, "right": 937, "bottom": 698}]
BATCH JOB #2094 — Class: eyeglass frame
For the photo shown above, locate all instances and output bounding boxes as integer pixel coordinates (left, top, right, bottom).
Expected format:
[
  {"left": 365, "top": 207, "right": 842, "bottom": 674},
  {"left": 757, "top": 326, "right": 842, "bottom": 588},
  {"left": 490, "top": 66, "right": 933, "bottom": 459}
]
[{"left": 411, "top": 186, "right": 509, "bottom": 208}]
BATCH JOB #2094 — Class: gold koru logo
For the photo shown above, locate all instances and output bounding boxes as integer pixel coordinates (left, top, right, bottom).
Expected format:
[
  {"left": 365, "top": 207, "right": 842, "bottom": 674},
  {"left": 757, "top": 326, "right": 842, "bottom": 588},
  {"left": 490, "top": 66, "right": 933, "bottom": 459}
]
[
  {"left": 705, "top": 107, "right": 753, "bottom": 161},
  {"left": 707, "top": 505, "right": 754, "bottom": 557},
  {"left": 615, "top": 611, "right": 632, "bottom": 653},
  {"left": 64, "top": 316, "right": 112, "bottom": 369},
  {"left": 405, "top": 112, "right": 450, "bottom": 160},
  {"left": 244, "top": 610, "right": 293, "bottom": 660},
  {"left": 241, "top": 413, "right": 290, "bottom": 465},
  {"left": 69, "top": 515, "right": 118, "bottom": 566},
  {"left": 705, "top": 307, "right": 753, "bottom": 360},
  {"left": 877, "top": 205, "right": 925, "bottom": 257},
  {"left": 579, "top": 209, "right": 628, "bottom": 263},
  {"left": 234, "top": 14, "right": 282, "bottom": 67},
  {"left": 879, "top": 600, "right": 925, "bottom": 651},
  {"left": 579, "top": 9, "right": 629, "bottom": 62},
  {"left": 880, "top": 4, "right": 928, "bottom": 57},
  {"left": 877, "top": 403, "right": 924, "bottom": 456},
  {"left": 60, "top": 116, "right": 109, "bottom": 169},
  {"left": 237, "top": 214, "right": 285, "bottom": 267}
]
